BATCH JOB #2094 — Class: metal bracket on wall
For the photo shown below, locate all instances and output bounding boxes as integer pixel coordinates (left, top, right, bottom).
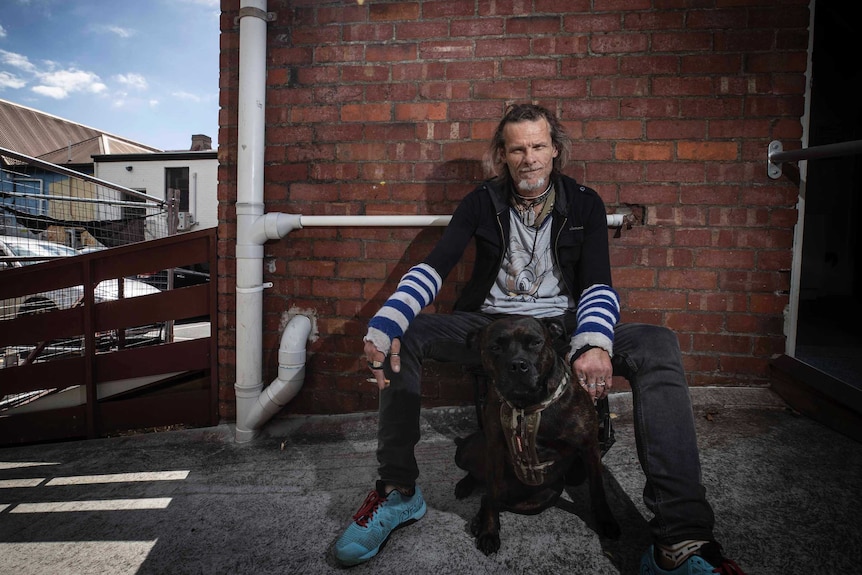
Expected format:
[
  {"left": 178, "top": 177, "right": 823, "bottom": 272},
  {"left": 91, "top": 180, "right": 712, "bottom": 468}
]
[
  {"left": 768, "top": 139, "right": 862, "bottom": 180},
  {"left": 235, "top": 7, "right": 276, "bottom": 26}
]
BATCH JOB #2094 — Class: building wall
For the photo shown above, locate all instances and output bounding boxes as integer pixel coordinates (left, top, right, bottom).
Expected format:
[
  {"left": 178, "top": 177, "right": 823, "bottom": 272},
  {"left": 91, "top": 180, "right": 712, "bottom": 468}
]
[
  {"left": 96, "top": 157, "right": 220, "bottom": 231},
  {"left": 217, "top": 0, "right": 807, "bottom": 420}
]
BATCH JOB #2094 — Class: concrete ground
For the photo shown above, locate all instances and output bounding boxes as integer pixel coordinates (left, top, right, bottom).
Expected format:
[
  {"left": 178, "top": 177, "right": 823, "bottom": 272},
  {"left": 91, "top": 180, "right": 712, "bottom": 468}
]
[{"left": 1, "top": 387, "right": 860, "bottom": 575}]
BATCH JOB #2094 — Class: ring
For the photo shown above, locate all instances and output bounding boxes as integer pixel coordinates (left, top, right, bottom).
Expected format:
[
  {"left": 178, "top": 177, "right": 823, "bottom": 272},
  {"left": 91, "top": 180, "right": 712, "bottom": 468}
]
[
  {"left": 597, "top": 382, "right": 606, "bottom": 387},
  {"left": 577, "top": 376, "right": 586, "bottom": 382},
  {"left": 588, "top": 383, "right": 596, "bottom": 388},
  {"left": 367, "top": 360, "right": 384, "bottom": 369},
  {"left": 390, "top": 353, "right": 400, "bottom": 357}
]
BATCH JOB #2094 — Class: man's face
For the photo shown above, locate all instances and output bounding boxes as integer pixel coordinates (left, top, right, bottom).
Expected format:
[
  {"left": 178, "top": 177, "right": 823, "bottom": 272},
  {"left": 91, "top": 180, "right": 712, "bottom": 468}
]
[{"left": 501, "top": 118, "right": 559, "bottom": 196}]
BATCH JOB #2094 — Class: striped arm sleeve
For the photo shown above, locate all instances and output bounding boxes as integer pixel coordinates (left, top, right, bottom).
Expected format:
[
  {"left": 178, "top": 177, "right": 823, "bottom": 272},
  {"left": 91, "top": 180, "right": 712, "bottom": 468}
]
[
  {"left": 364, "top": 263, "right": 442, "bottom": 354},
  {"left": 569, "top": 284, "right": 620, "bottom": 358}
]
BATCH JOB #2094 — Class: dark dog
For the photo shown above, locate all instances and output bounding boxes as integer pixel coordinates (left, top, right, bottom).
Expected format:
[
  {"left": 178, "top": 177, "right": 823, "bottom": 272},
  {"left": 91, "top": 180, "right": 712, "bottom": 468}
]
[{"left": 454, "top": 315, "right": 620, "bottom": 555}]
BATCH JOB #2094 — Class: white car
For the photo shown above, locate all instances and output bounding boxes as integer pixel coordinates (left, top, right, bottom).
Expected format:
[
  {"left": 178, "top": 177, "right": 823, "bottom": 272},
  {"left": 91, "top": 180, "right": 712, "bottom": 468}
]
[{"left": 0, "top": 235, "right": 161, "bottom": 318}]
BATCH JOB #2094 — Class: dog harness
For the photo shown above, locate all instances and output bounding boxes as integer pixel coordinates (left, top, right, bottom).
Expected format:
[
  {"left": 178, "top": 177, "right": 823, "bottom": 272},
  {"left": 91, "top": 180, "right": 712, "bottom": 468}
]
[{"left": 497, "top": 371, "right": 570, "bottom": 486}]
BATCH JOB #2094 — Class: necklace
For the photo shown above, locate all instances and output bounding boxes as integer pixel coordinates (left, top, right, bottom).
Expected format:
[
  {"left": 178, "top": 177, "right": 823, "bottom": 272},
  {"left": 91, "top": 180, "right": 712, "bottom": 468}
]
[{"left": 513, "top": 182, "right": 553, "bottom": 227}]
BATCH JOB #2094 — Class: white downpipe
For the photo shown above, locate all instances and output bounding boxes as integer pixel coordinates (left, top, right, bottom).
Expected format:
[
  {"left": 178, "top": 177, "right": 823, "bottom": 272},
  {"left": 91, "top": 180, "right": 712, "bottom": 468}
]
[
  {"left": 240, "top": 314, "right": 312, "bottom": 433},
  {"left": 234, "top": 0, "right": 272, "bottom": 443}
]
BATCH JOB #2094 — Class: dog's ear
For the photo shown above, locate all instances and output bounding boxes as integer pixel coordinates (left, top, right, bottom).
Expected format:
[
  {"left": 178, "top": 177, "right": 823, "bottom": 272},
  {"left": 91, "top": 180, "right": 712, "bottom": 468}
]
[{"left": 541, "top": 318, "right": 566, "bottom": 342}]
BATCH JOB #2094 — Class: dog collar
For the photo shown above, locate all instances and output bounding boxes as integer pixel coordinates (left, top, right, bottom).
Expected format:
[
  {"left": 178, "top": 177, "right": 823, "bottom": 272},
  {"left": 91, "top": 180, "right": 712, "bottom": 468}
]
[{"left": 497, "top": 369, "right": 570, "bottom": 486}]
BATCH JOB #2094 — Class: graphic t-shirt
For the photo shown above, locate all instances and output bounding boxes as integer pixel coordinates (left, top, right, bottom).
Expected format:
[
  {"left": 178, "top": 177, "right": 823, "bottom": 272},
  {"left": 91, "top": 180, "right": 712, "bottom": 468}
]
[{"left": 480, "top": 209, "right": 573, "bottom": 318}]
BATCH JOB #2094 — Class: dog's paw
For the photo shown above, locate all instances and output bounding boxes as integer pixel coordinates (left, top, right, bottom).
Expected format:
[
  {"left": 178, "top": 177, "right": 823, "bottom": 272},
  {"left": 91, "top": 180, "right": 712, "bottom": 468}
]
[
  {"left": 455, "top": 475, "right": 477, "bottom": 499},
  {"left": 476, "top": 532, "right": 501, "bottom": 555}
]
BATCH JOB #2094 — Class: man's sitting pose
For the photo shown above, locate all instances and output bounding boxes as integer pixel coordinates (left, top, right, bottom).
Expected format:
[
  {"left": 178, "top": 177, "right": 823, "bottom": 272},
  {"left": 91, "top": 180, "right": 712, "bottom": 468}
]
[{"left": 334, "top": 103, "right": 745, "bottom": 575}]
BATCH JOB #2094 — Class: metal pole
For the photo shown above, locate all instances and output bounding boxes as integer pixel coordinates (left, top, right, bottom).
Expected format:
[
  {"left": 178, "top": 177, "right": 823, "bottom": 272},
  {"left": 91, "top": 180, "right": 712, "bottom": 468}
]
[{"left": 767, "top": 139, "right": 862, "bottom": 179}]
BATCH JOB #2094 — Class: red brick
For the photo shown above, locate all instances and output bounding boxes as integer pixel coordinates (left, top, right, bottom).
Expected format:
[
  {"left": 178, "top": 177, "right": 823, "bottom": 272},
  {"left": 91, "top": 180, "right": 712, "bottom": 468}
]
[
  {"left": 366, "top": 43, "right": 418, "bottom": 62},
  {"left": 665, "top": 312, "right": 725, "bottom": 333},
  {"left": 623, "top": 11, "right": 684, "bottom": 30},
  {"left": 585, "top": 120, "right": 643, "bottom": 140},
  {"left": 562, "top": 55, "right": 619, "bottom": 77},
  {"left": 659, "top": 269, "right": 718, "bottom": 290},
  {"left": 370, "top": 3, "right": 420, "bottom": 21},
  {"left": 692, "top": 333, "right": 751, "bottom": 355},
  {"left": 652, "top": 32, "right": 713, "bottom": 52},
  {"left": 615, "top": 143, "right": 673, "bottom": 161},
  {"left": 475, "top": 38, "right": 531, "bottom": 58},
  {"left": 422, "top": 0, "right": 476, "bottom": 18},
  {"left": 628, "top": 290, "right": 688, "bottom": 310},
  {"left": 647, "top": 120, "right": 707, "bottom": 140},
  {"left": 591, "top": 33, "right": 649, "bottom": 54},
  {"left": 563, "top": 14, "right": 622, "bottom": 33},
  {"left": 419, "top": 40, "right": 474, "bottom": 59},
  {"left": 395, "top": 102, "right": 448, "bottom": 121},
  {"left": 612, "top": 267, "right": 656, "bottom": 288},
  {"left": 451, "top": 18, "right": 505, "bottom": 37},
  {"left": 397, "top": 20, "right": 449, "bottom": 40},
  {"left": 677, "top": 141, "right": 738, "bottom": 161},
  {"left": 341, "top": 65, "right": 390, "bottom": 83},
  {"left": 474, "top": 80, "right": 531, "bottom": 99},
  {"left": 318, "top": 5, "right": 366, "bottom": 24},
  {"left": 343, "top": 23, "right": 395, "bottom": 43},
  {"left": 443, "top": 61, "right": 494, "bottom": 80},
  {"left": 506, "top": 16, "right": 561, "bottom": 35},
  {"left": 532, "top": 35, "right": 589, "bottom": 57},
  {"left": 341, "top": 103, "right": 391, "bottom": 122}
]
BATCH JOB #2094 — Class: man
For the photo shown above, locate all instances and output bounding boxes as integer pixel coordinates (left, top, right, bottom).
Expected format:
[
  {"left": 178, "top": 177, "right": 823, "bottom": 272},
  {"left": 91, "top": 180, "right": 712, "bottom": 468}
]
[{"left": 334, "top": 104, "right": 745, "bottom": 575}]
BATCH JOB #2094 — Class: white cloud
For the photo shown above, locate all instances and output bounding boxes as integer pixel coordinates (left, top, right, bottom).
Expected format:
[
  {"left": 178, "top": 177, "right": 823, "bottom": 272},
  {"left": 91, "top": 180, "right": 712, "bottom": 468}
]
[
  {"left": 148, "top": 99, "right": 159, "bottom": 107},
  {"left": 33, "top": 68, "right": 107, "bottom": 99},
  {"left": 0, "top": 49, "right": 37, "bottom": 73},
  {"left": 116, "top": 73, "right": 148, "bottom": 90},
  {"left": 172, "top": 90, "right": 201, "bottom": 102},
  {"left": 97, "top": 24, "right": 135, "bottom": 39},
  {"left": 32, "top": 85, "right": 66, "bottom": 98},
  {"left": 0, "top": 24, "right": 7, "bottom": 38},
  {"left": 0, "top": 71, "right": 26, "bottom": 89}
]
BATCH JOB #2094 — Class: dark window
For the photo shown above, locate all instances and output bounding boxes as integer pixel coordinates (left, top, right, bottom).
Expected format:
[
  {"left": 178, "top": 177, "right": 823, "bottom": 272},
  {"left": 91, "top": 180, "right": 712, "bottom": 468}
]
[{"left": 165, "top": 167, "right": 190, "bottom": 211}]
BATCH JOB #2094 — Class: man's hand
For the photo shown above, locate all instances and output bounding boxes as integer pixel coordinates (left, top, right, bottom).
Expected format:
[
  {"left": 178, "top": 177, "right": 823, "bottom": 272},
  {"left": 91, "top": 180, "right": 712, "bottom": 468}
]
[
  {"left": 364, "top": 338, "right": 401, "bottom": 390},
  {"left": 572, "top": 347, "right": 612, "bottom": 401}
]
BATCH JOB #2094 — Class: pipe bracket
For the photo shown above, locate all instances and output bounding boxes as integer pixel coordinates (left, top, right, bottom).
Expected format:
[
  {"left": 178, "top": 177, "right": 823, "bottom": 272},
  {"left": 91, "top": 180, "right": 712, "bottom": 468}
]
[
  {"left": 236, "top": 282, "right": 273, "bottom": 294},
  {"left": 235, "top": 7, "right": 276, "bottom": 26}
]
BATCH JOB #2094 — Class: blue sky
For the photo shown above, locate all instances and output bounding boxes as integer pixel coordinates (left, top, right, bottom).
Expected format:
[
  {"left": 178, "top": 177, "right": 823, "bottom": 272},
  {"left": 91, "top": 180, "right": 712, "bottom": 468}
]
[{"left": 0, "top": 0, "right": 220, "bottom": 151}]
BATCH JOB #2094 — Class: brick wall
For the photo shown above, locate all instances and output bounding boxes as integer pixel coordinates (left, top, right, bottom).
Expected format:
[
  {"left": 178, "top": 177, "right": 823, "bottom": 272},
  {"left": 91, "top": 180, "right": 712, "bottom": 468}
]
[{"left": 217, "top": 0, "right": 808, "bottom": 420}]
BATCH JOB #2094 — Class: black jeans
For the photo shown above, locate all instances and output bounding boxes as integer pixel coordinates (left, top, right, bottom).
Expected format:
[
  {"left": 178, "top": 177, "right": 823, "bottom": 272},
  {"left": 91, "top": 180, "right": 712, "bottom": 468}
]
[{"left": 377, "top": 311, "right": 716, "bottom": 545}]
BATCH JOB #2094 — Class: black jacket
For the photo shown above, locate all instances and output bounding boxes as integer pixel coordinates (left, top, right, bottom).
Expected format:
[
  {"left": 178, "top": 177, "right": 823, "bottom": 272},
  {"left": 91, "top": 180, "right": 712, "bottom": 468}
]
[{"left": 423, "top": 173, "right": 614, "bottom": 312}]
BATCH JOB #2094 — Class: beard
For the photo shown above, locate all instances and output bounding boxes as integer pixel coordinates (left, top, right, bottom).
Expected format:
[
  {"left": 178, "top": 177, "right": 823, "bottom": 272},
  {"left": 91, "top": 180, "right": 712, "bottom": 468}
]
[{"left": 517, "top": 176, "right": 546, "bottom": 193}]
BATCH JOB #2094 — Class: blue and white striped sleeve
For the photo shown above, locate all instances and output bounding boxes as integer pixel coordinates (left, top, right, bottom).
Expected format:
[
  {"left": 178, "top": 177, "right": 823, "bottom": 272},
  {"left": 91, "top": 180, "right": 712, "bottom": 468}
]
[
  {"left": 364, "top": 263, "right": 442, "bottom": 354},
  {"left": 568, "top": 284, "right": 620, "bottom": 358}
]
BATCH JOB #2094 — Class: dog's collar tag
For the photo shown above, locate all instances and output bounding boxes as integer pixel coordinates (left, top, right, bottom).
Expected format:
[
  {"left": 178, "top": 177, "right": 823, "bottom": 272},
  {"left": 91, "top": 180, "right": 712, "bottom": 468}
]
[{"left": 498, "top": 372, "right": 570, "bottom": 486}]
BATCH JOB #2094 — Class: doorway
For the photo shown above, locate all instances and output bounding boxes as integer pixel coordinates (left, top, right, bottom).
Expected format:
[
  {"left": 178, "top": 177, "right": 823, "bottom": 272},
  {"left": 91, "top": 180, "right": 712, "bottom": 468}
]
[{"left": 794, "top": 2, "right": 862, "bottom": 391}]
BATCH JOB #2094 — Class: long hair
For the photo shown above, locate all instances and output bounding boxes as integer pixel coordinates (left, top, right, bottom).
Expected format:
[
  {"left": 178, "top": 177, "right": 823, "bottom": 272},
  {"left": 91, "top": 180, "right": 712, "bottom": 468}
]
[{"left": 483, "top": 103, "right": 571, "bottom": 180}]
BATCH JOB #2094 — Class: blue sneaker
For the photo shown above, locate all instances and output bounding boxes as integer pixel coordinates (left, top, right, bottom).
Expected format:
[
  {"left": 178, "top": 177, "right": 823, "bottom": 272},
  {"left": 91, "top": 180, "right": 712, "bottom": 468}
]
[
  {"left": 640, "top": 542, "right": 746, "bottom": 575},
  {"left": 334, "top": 481, "right": 427, "bottom": 566}
]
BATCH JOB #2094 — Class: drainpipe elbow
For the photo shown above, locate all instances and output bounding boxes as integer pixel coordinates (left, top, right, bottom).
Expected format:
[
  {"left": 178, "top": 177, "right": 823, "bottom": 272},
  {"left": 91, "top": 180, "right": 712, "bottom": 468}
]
[{"left": 249, "top": 212, "right": 303, "bottom": 245}]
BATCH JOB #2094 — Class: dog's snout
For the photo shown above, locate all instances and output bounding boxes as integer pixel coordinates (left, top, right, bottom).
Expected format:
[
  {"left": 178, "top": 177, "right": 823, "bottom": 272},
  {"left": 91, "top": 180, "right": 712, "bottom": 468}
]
[{"left": 509, "top": 359, "right": 530, "bottom": 373}]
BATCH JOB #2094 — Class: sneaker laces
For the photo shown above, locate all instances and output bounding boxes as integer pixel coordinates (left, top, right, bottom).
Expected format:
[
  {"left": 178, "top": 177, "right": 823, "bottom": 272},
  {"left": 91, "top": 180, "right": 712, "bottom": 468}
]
[
  {"left": 713, "top": 559, "right": 745, "bottom": 575},
  {"left": 352, "top": 489, "right": 385, "bottom": 527}
]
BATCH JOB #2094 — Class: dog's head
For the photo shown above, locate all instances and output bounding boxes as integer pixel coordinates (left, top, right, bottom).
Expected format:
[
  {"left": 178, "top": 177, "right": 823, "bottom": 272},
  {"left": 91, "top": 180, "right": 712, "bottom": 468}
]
[{"left": 471, "top": 315, "right": 564, "bottom": 408}]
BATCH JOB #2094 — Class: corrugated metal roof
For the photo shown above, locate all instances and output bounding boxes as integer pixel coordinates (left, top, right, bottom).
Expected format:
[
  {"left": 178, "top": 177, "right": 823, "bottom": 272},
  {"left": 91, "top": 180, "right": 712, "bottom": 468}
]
[{"left": 0, "top": 98, "right": 161, "bottom": 164}]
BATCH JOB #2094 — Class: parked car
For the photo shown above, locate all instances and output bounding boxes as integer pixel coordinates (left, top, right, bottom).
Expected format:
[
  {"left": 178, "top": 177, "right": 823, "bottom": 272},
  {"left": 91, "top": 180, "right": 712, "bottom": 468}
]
[
  {"left": 77, "top": 245, "right": 209, "bottom": 291},
  {"left": 0, "top": 235, "right": 165, "bottom": 367},
  {"left": 0, "top": 235, "right": 161, "bottom": 318}
]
